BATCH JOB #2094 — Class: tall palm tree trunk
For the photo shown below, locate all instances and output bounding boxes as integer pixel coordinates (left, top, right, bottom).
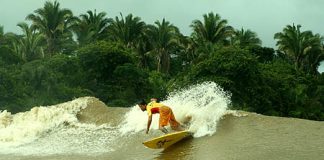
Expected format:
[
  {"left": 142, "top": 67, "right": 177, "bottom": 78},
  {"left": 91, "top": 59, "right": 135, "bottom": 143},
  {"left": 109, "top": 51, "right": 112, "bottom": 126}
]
[
  {"left": 47, "top": 38, "right": 54, "bottom": 57},
  {"left": 161, "top": 50, "right": 170, "bottom": 73},
  {"left": 157, "top": 48, "right": 170, "bottom": 74}
]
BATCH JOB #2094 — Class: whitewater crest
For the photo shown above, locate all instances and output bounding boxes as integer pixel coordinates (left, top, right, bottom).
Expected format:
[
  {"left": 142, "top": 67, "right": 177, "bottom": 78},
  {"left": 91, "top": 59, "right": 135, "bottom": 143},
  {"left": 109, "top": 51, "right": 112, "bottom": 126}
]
[
  {"left": 0, "top": 97, "right": 100, "bottom": 146},
  {"left": 0, "top": 82, "right": 231, "bottom": 155},
  {"left": 119, "top": 81, "right": 231, "bottom": 137}
]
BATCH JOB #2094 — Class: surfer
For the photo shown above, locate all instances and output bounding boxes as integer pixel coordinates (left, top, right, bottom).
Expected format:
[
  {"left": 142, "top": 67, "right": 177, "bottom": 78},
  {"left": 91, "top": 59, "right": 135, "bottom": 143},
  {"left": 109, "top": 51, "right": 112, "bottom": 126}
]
[{"left": 138, "top": 98, "right": 183, "bottom": 134}]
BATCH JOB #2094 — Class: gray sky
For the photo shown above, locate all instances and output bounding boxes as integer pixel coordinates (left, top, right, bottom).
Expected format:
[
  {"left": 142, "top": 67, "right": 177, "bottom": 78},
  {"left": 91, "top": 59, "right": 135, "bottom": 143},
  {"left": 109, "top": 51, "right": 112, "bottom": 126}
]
[{"left": 0, "top": 0, "right": 324, "bottom": 72}]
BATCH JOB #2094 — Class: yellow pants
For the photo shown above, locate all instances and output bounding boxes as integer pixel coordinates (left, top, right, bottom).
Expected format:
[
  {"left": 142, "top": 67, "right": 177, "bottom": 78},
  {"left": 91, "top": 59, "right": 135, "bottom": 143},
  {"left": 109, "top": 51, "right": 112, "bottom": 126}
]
[{"left": 159, "top": 106, "right": 180, "bottom": 130}]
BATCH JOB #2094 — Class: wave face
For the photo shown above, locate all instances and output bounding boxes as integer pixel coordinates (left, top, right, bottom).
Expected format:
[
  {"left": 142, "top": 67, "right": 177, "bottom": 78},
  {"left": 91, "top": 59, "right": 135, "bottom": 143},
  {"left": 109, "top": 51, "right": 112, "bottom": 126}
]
[
  {"left": 0, "top": 82, "right": 230, "bottom": 156},
  {"left": 119, "top": 81, "right": 231, "bottom": 137},
  {"left": 0, "top": 97, "right": 119, "bottom": 155},
  {"left": 0, "top": 97, "right": 90, "bottom": 147},
  {"left": 2, "top": 81, "right": 323, "bottom": 160}
]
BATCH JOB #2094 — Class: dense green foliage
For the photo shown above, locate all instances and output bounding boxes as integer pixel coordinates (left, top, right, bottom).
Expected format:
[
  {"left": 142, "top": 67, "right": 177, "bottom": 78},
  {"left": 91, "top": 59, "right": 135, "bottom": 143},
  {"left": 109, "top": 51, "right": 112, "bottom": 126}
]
[{"left": 0, "top": 1, "right": 323, "bottom": 121}]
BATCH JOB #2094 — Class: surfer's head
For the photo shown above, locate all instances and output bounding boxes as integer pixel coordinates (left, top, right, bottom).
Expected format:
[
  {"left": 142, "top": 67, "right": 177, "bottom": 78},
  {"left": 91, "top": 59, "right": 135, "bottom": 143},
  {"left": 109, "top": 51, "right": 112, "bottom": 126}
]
[{"left": 137, "top": 99, "right": 147, "bottom": 111}]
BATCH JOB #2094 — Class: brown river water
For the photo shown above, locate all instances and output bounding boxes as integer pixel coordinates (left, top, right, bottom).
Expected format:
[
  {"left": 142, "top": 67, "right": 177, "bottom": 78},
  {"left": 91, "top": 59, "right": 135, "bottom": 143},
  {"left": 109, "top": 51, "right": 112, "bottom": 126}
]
[{"left": 0, "top": 83, "right": 323, "bottom": 160}]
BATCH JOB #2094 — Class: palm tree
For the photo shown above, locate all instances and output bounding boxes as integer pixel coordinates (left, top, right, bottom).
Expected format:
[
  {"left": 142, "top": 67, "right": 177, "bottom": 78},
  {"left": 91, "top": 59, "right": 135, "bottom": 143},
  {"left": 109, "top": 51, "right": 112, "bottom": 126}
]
[
  {"left": 106, "top": 13, "right": 149, "bottom": 68},
  {"left": 0, "top": 25, "right": 9, "bottom": 46},
  {"left": 0, "top": 25, "right": 6, "bottom": 49},
  {"left": 7, "top": 23, "right": 44, "bottom": 62},
  {"left": 274, "top": 24, "right": 323, "bottom": 73},
  {"left": 135, "top": 30, "right": 152, "bottom": 68},
  {"left": 26, "top": 0, "right": 76, "bottom": 56},
  {"left": 190, "top": 12, "right": 234, "bottom": 44},
  {"left": 74, "top": 10, "right": 109, "bottom": 45},
  {"left": 176, "top": 35, "right": 197, "bottom": 65},
  {"left": 302, "top": 39, "right": 324, "bottom": 74},
  {"left": 107, "top": 13, "right": 146, "bottom": 49},
  {"left": 146, "top": 18, "right": 180, "bottom": 73},
  {"left": 231, "top": 28, "right": 261, "bottom": 47}
]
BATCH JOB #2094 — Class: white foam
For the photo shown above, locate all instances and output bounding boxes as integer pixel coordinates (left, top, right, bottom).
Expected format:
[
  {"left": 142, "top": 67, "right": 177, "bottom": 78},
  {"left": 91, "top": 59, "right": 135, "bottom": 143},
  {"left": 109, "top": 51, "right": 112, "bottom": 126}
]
[
  {"left": 119, "top": 81, "right": 231, "bottom": 137},
  {"left": 0, "top": 97, "right": 91, "bottom": 147},
  {"left": 224, "top": 110, "right": 249, "bottom": 117},
  {"left": 118, "top": 106, "right": 158, "bottom": 134},
  {"left": 0, "top": 82, "right": 230, "bottom": 155},
  {"left": 0, "top": 97, "right": 120, "bottom": 155},
  {"left": 9, "top": 124, "right": 118, "bottom": 155}
]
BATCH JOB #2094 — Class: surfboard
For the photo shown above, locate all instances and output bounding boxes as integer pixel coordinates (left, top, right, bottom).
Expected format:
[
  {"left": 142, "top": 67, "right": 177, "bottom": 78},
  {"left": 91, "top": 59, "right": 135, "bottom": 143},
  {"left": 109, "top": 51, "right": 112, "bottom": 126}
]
[{"left": 143, "top": 130, "right": 192, "bottom": 149}]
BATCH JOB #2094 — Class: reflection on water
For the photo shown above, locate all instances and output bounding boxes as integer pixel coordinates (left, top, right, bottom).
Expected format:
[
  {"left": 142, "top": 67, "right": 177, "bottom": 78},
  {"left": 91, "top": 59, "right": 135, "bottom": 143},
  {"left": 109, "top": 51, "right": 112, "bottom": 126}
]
[
  {"left": 1, "top": 112, "right": 324, "bottom": 160},
  {"left": 156, "top": 137, "right": 194, "bottom": 160},
  {"left": 139, "top": 113, "right": 324, "bottom": 160},
  {"left": 1, "top": 93, "right": 324, "bottom": 160}
]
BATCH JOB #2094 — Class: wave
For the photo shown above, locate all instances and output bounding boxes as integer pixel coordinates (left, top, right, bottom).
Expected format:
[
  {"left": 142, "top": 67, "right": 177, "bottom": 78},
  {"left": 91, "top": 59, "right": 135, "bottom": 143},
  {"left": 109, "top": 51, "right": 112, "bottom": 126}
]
[
  {"left": 119, "top": 81, "right": 231, "bottom": 137},
  {"left": 0, "top": 97, "right": 120, "bottom": 155},
  {"left": 0, "top": 81, "right": 232, "bottom": 156},
  {"left": 0, "top": 97, "right": 92, "bottom": 146}
]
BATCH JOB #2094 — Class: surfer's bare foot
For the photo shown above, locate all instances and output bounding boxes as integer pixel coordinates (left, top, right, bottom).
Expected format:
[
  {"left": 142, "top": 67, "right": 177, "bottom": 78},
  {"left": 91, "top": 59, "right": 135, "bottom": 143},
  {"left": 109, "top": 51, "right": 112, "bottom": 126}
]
[
  {"left": 180, "top": 125, "right": 186, "bottom": 131},
  {"left": 174, "top": 125, "right": 185, "bottom": 131},
  {"left": 160, "top": 127, "right": 169, "bottom": 134}
]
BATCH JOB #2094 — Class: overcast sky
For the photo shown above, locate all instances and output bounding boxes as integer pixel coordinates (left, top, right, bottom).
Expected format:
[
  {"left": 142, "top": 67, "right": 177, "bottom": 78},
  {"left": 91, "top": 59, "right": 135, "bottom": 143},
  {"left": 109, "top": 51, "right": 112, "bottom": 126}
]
[{"left": 0, "top": 0, "right": 323, "bottom": 72}]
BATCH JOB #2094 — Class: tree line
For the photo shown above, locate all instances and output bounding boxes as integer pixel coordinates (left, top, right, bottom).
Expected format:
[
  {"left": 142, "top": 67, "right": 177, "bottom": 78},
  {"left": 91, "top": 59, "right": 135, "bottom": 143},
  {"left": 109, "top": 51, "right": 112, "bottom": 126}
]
[{"left": 0, "top": 1, "right": 323, "bottom": 120}]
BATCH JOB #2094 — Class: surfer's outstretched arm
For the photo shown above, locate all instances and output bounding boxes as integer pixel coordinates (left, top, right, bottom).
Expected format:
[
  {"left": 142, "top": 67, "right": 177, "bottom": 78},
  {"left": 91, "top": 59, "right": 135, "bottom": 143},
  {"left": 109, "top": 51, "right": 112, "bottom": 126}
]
[{"left": 146, "top": 115, "right": 152, "bottom": 134}]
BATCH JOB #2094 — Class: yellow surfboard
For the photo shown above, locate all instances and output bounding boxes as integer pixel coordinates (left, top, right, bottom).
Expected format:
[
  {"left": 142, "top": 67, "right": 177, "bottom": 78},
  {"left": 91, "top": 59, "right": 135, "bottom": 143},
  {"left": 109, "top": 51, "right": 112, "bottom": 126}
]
[{"left": 143, "top": 130, "right": 193, "bottom": 149}]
